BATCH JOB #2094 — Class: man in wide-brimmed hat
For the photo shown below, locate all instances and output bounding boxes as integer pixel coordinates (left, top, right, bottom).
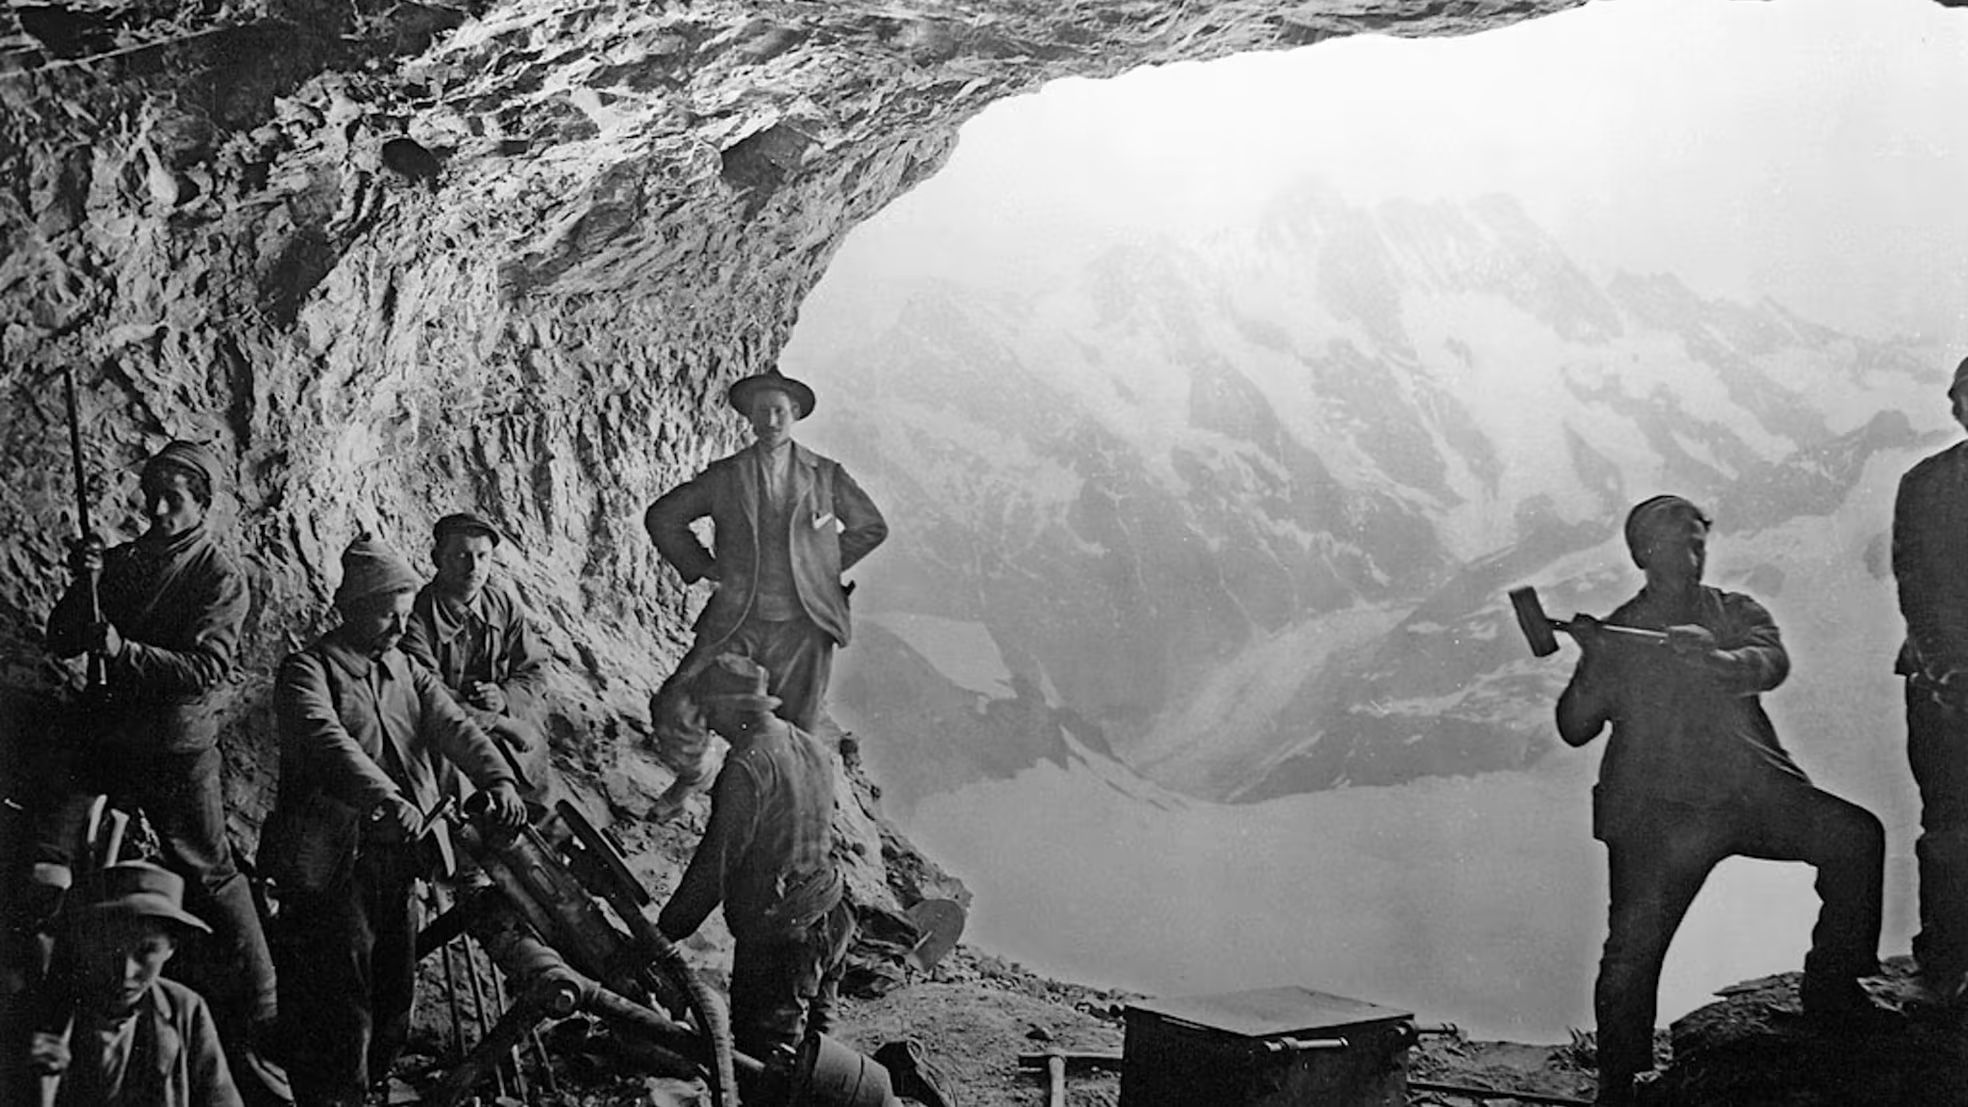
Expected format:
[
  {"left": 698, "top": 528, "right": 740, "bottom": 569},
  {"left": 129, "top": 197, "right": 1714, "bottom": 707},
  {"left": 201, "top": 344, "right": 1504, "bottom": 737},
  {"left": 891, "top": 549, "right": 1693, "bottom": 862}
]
[
  {"left": 259, "top": 532, "right": 525, "bottom": 1107},
  {"left": 1558, "top": 494, "right": 1887, "bottom": 1105},
  {"left": 644, "top": 367, "right": 887, "bottom": 811},
  {"left": 655, "top": 654, "right": 851, "bottom": 1103},
  {"left": 34, "top": 439, "right": 277, "bottom": 1072},
  {"left": 399, "top": 511, "right": 554, "bottom": 800},
  {"left": 1891, "top": 355, "right": 1968, "bottom": 1013},
  {"left": 25, "top": 861, "right": 241, "bottom": 1107}
]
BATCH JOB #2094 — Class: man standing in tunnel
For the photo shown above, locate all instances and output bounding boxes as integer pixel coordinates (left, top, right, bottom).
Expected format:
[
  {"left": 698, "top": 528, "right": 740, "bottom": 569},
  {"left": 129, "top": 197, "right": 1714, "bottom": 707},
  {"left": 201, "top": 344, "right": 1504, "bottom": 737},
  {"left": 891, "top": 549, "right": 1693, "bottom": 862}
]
[
  {"left": 1891, "top": 356, "right": 1968, "bottom": 1013},
  {"left": 36, "top": 440, "right": 279, "bottom": 1080},
  {"left": 644, "top": 367, "right": 887, "bottom": 809},
  {"left": 1557, "top": 494, "right": 1887, "bottom": 1105}
]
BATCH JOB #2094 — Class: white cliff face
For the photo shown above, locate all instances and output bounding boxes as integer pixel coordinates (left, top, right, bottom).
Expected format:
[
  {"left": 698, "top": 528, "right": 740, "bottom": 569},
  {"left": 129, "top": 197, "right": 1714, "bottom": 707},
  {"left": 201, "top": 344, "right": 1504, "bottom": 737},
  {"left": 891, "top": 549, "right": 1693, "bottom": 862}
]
[
  {"left": 790, "top": 184, "right": 1944, "bottom": 807},
  {"left": 0, "top": 0, "right": 1592, "bottom": 834}
]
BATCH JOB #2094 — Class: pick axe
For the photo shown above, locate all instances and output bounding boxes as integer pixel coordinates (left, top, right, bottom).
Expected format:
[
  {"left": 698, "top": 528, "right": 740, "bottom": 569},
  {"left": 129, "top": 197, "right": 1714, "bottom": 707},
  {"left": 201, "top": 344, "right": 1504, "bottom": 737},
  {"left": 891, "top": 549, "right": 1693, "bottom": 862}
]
[{"left": 1508, "top": 586, "right": 1666, "bottom": 658}]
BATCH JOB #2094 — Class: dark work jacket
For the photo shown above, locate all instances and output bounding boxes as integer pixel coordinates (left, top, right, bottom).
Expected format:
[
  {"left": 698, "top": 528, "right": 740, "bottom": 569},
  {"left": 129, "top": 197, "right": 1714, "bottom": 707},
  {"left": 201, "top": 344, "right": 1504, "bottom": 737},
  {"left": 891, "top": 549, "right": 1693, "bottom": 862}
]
[
  {"left": 400, "top": 581, "right": 550, "bottom": 724},
  {"left": 46, "top": 526, "right": 247, "bottom": 752},
  {"left": 657, "top": 717, "right": 842, "bottom": 946},
  {"left": 1893, "top": 439, "right": 1968, "bottom": 682},
  {"left": 1557, "top": 584, "right": 1809, "bottom": 841},
  {"left": 51, "top": 978, "right": 241, "bottom": 1107},
  {"left": 646, "top": 442, "right": 886, "bottom": 650},
  {"left": 259, "top": 634, "right": 514, "bottom": 894}
]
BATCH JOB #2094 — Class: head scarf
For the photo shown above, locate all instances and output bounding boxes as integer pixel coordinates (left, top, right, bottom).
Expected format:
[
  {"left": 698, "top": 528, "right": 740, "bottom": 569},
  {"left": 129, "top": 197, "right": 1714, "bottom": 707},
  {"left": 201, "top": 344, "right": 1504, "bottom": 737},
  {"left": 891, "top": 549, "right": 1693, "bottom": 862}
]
[{"left": 1623, "top": 494, "right": 1710, "bottom": 568}]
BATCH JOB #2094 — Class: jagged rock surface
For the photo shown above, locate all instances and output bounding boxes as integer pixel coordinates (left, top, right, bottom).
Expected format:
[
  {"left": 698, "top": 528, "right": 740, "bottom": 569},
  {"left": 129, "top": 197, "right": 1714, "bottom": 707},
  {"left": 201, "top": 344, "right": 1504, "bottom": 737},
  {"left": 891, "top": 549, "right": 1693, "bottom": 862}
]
[{"left": 0, "top": 0, "right": 1588, "bottom": 839}]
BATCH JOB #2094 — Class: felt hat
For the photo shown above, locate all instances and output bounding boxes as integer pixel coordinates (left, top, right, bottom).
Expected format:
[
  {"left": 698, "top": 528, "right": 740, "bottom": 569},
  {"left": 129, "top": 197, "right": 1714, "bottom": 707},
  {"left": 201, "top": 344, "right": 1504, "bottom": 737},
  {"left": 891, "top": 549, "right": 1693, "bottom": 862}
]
[
  {"left": 83, "top": 861, "right": 210, "bottom": 934},
  {"left": 1949, "top": 357, "right": 1968, "bottom": 399},
  {"left": 142, "top": 440, "right": 223, "bottom": 491},
  {"left": 691, "top": 653, "right": 782, "bottom": 714},
  {"left": 333, "top": 532, "right": 422, "bottom": 608},
  {"left": 1623, "top": 494, "right": 1711, "bottom": 567},
  {"left": 433, "top": 511, "right": 503, "bottom": 547},
  {"left": 727, "top": 368, "right": 815, "bottom": 420}
]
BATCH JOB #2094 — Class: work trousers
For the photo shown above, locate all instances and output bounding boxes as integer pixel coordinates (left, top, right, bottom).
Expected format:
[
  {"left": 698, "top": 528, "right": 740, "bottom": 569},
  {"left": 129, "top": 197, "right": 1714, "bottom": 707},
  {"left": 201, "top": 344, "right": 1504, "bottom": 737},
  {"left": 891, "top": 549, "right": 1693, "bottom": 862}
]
[
  {"left": 731, "top": 898, "right": 856, "bottom": 1100},
  {"left": 35, "top": 742, "right": 278, "bottom": 1038},
  {"left": 1594, "top": 777, "right": 1883, "bottom": 1087},
  {"left": 1907, "top": 682, "right": 1968, "bottom": 979},
  {"left": 272, "top": 842, "right": 421, "bottom": 1107},
  {"left": 705, "top": 614, "right": 835, "bottom": 734}
]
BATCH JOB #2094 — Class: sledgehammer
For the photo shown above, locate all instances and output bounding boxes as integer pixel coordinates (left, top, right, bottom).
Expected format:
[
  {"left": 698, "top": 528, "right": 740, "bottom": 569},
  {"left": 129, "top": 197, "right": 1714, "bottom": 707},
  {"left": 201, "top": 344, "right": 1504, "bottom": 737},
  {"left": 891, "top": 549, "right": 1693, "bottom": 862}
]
[{"left": 1509, "top": 586, "right": 1667, "bottom": 658}]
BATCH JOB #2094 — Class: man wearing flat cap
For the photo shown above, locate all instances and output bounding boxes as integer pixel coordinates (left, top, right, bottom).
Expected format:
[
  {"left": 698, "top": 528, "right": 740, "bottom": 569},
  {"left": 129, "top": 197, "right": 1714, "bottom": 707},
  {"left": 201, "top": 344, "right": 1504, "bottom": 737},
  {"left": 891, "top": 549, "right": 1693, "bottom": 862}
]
[
  {"left": 1891, "top": 355, "right": 1968, "bottom": 1012},
  {"left": 1557, "top": 494, "right": 1886, "bottom": 1105},
  {"left": 400, "top": 512, "right": 553, "bottom": 798},
  {"left": 656, "top": 654, "right": 851, "bottom": 1103},
  {"left": 35, "top": 439, "right": 276, "bottom": 1069},
  {"left": 645, "top": 368, "right": 887, "bottom": 804},
  {"left": 259, "top": 533, "right": 525, "bottom": 1107},
  {"left": 23, "top": 861, "right": 241, "bottom": 1107}
]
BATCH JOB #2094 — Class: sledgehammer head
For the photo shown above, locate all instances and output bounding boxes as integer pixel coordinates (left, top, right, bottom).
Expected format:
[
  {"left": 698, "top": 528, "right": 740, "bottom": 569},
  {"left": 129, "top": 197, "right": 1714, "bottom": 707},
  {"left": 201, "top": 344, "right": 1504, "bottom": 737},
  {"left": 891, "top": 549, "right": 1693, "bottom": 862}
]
[{"left": 1509, "top": 586, "right": 1560, "bottom": 658}]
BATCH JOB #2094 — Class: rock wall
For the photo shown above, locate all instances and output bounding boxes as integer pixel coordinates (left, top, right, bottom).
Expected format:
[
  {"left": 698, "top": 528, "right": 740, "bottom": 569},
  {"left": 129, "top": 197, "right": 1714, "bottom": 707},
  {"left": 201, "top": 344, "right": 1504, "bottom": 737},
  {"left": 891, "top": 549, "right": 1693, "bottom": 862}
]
[{"left": 0, "top": 0, "right": 1590, "bottom": 839}]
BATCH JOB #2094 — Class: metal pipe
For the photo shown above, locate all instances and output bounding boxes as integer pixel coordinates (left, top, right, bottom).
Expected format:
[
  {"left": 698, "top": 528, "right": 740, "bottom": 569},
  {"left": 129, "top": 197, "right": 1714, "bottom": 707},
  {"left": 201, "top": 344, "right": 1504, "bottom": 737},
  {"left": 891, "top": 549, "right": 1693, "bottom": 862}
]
[
  {"left": 441, "top": 938, "right": 466, "bottom": 1062},
  {"left": 460, "top": 936, "right": 505, "bottom": 1101},
  {"left": 488, "top": 958, "right": 530, "bottom": 1102}
]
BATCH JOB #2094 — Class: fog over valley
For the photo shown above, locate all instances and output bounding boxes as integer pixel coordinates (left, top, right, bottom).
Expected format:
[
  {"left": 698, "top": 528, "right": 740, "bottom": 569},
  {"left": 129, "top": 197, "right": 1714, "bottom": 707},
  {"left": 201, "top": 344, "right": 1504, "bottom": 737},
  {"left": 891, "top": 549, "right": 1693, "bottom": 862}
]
[{"left": 777, "top": 0, "right": 1965, "bottom": 1041}]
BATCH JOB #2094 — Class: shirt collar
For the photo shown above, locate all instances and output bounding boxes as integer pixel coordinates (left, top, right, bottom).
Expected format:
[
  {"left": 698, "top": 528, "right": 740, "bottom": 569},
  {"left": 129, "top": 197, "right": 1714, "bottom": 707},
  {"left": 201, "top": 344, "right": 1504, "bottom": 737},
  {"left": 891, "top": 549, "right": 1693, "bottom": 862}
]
[{"left": 319, "top": 633, "right": 411, "bottom": 684}]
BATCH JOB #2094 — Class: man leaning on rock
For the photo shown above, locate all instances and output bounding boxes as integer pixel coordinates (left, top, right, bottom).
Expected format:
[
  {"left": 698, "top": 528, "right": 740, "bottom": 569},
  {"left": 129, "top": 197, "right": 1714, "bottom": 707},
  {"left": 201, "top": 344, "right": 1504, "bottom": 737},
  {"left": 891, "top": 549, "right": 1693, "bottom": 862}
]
[
  {"left": 399, "top": 510, "right": 554, "bottom": 800},
  {"left": 34, "top": 440, "right": 279, "bottom": 1081},
  {"left": 1556, "top": 494, "right": 1888, "bottom": 1106}
]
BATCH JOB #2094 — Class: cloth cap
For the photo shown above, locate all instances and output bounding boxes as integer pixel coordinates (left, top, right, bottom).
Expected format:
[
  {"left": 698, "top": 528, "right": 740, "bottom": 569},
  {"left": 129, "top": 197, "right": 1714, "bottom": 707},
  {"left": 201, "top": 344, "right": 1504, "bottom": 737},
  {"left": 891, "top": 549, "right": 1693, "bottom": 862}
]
[
  {"left": 333, "top": 532, "right": 422, "bottom": 608},
  {"left": 1623, "top": 494, "right": 1710, "bottom": 567},
  {"left": 727, "top": 368, "right": 816, "bottom": 421},
  {"left": 433, "top": 511, "right": 503, "bottom": 547},
  {"left": 691, "top": 653, "right": 782, "bottom": 713},
  {"left": 142, "top": 440, "right": 222, "bottom": 492},
  {"left": 1950, "top": 357, "right": 1968, "bottom": 399},
  {"left": 84, "top": 861, "right": 210, "bottom": 934}
]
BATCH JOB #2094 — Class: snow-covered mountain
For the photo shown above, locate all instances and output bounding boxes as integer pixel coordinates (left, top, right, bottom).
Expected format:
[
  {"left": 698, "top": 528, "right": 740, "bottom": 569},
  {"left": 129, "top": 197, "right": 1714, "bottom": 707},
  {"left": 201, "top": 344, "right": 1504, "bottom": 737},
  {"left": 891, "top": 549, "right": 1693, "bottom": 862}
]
[{"left": 786, "top": 182, "right": 1948, "bottom": 811}]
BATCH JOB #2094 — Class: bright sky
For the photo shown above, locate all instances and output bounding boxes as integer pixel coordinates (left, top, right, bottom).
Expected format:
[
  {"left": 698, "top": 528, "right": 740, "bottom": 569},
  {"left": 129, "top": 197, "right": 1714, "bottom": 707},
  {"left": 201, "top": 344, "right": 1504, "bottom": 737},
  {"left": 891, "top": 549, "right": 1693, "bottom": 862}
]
[{"left": 822, "top": 0, "right": 1968, "bottom": 348}]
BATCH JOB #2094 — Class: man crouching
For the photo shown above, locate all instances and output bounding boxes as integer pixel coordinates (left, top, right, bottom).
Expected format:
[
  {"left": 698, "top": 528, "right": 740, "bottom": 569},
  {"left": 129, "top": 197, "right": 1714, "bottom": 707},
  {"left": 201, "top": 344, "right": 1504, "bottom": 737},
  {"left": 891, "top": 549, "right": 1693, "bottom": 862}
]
[
  {"left": 258, "top": 534, "right": 525, "bottom": 1107},
  {"left": 656, "top": 655, "right": 853, "bottom": 1104}
]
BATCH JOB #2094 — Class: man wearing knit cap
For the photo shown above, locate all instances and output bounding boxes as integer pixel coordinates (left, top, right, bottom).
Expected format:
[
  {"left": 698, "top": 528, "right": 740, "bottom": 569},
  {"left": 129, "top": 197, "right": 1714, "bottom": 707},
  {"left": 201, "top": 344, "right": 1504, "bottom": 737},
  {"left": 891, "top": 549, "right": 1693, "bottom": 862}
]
[
  {"left": 656, "top": 653, "right": 850, "bottom": 1104},
  {"left": 23, "top": 861, "right": 241, "bottom": 1107},
  {"left": 644, "top": 367, "right": 887, "bottom": 811},
  {"left": 400, "top": 511, "right": 553, "bottom": 799},
  {"left": 1557, "top": 494, "right": 1887, "bottom": 1105},
  {"left": 34, "top": 439, "right": 277, "bottom": 1076},
  {"left": 1891, "top": 355, "right": 1968, "bottom": 1012},
  {"left": 259, "top": 533, "right": 525, "bottom": 1107}
]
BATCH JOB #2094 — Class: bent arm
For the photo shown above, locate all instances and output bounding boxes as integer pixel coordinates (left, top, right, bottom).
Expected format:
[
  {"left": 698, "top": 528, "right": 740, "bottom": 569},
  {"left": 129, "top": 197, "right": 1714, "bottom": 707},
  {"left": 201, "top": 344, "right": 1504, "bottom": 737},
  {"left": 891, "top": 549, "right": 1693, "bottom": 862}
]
[
  {"left": 110, "top": 562, "right": 247, "bottom": 695},
  {"left": 647, "top": 476, "right": 718, "bottom": 583},
  {"left": 415, "top": 664, "right": 517, "bottom": 792},
  {"left": 1556, "top": 655, "right": 1613, "bottom": 748},
  {"left": 1701, "top": 595, "right": 1789, "bottom": 695},
  {"left": 658, "top": 761, "right": 761, "bottom": 941},
  {"left": 834, "top": 466, "right": 887, "bottom": 572}
]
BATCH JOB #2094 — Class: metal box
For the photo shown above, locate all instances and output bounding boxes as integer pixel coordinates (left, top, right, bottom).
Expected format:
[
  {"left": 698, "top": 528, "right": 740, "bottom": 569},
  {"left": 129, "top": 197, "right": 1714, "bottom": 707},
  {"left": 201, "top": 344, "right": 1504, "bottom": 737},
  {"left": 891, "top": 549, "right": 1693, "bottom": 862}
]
[{"left": 1119, "top": 986, "right": 1414, "bottom": 1107}]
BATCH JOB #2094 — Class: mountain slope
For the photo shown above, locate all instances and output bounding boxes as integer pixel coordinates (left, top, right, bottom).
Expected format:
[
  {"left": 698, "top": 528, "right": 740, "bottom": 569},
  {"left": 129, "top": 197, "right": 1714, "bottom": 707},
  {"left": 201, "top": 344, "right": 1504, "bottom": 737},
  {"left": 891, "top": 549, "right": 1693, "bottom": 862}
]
[{"left": 788, "top": 182, "right": 1943, "bottom": 804}]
